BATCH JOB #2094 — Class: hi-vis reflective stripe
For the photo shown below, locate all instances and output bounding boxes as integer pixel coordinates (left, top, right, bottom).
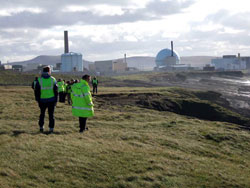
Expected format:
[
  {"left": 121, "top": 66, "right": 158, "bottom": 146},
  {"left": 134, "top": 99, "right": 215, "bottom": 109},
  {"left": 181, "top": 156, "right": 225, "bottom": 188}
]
[
  {"left": 72, "top": 106, "right": 92, "bottom": 111},
  {"left": 41, "top": 78, "right": 54, "bottom": 90},
  {"left": 72, "top": 92, "right": 90, "bottom": 98}
]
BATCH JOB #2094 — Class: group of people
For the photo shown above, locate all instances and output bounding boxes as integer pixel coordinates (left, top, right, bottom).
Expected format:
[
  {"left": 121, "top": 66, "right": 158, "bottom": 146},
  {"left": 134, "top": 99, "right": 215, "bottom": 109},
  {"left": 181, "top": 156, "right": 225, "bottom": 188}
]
[
  {"left": 57, "top": 76, "right": 99, "bottom": 105},
  {"left": 32, "top": 66, "right": 99, "bottom": 134}
]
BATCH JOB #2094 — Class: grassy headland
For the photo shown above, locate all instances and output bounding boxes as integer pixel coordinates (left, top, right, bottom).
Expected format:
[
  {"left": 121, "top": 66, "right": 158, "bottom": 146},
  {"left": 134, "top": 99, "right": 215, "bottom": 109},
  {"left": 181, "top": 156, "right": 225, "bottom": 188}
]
[{"left": 0, "top": 85, "right": 250, "bottom": 188}]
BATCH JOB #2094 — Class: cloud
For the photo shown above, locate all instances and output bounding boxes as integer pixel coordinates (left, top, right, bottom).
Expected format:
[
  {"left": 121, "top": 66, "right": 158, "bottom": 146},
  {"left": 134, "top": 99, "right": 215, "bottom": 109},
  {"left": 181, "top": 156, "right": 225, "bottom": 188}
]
[
  {"left": 0, "top": 0, "right": 195, "bottom": 28},
  {"left": 206, "top": 10, "right": 250, "bottom": 31}
]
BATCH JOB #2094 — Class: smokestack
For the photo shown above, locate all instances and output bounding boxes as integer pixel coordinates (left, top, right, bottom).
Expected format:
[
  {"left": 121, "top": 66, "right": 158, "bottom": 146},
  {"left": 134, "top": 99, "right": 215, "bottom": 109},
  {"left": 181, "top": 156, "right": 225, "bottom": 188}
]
[
  {"left": 124, "top": 53, "right": 127, "bottom": 63},
  {"left": 238, "top": 53, "right": 241, "bottom": 60},
  {"left": 171, "top": 41, "right": 174, "bottom": 56},
  {"left": 64, "top": 31, "right": 69, "bottom": 53}
]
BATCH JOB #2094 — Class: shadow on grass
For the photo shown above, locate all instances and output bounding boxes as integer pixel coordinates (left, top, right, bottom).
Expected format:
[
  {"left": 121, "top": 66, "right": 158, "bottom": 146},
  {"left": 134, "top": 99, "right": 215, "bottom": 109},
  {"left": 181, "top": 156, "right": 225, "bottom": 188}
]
[{"left": 10, "top": 130, "right": 69, "bottom": 136}]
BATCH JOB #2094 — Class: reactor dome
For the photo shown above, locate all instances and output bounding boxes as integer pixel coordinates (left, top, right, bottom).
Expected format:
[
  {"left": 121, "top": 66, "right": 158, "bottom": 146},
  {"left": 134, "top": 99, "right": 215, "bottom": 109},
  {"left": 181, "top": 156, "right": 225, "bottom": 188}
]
[{"left": 155, "top": 48, "right": 180, "bottom": 67}]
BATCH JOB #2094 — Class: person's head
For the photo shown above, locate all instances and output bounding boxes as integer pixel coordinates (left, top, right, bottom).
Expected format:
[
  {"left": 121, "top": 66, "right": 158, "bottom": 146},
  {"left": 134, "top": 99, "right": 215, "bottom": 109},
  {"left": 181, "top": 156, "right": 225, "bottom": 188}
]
[
  {"left": 58, "top": 78, "right": 61, "bottom": 82},
  {"left": 93, "top": 76, "right": 96, "bottom": 79},
  {"left": 43, "top": 66, "right": 51, "bottom": 75},
  {"left": 82, "top": 74, "right": 91, "bottom": 83},
  {"left": 35, "top": 77, "right": 38, "bottom": 80}
]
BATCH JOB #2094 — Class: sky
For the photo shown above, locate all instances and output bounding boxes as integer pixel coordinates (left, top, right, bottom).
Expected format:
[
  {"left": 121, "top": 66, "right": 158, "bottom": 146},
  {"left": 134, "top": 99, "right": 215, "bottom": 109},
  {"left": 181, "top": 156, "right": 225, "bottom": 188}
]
[{"left": 0, "top": 0, "right": 250, "bottom": 63}]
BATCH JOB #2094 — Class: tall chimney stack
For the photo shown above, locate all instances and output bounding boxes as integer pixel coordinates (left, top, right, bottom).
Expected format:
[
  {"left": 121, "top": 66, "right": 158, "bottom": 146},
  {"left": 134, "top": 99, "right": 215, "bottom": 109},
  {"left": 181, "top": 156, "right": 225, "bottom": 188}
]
[
  {"left": 124, "top": 53, "right": 127, "bottom": 63},
  {"left": 64, "top": 31, "right": 69, "bottom": 54},
  {"left": 171, "top": 41, "right": 174, "bottom": 56}
]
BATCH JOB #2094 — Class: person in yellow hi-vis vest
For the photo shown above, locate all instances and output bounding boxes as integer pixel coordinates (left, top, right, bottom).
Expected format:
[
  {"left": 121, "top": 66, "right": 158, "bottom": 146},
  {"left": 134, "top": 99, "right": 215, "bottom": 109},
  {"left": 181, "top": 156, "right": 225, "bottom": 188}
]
[
  {"left": 91, "top": 76, "right": 98, "bottom": 94},
  {"left": 35, "top": 66, "right": 58, "bottom": 133},
  {"left": 71, "top": 75, "right": 94, "bottom": 133},
  {"left": 57, "top": 79, "right": 65, "bottom": 103}
]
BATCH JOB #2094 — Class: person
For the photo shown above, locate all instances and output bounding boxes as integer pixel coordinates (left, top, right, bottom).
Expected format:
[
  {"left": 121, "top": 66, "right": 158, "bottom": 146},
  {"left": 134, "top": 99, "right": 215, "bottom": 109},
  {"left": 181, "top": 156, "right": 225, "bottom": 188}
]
[
  {"left": 31, "top": 77, "right": 38, "bottom": 90},
  {"left": 92, "top": 76, "right": 98, "bottom": 94},
  {"left": 35, "top": 66, "right": 58, "bottom": 133},
  {"left": 71, "top": 75, "right": 94, "bottom": 133},
  {"left": 65, "top": 81, "right": 72, "bottom": 105},
  {"left": 57, "top": 79, "right": 65, "bottom": 103}
]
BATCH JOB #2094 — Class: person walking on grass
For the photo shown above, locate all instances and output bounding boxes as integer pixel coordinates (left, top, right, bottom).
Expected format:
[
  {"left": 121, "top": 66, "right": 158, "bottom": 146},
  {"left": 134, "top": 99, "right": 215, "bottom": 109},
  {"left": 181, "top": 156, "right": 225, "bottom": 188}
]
[
  {"left": 92, "top": 76, "right": 98, "bottom": 94},
  {"left": 71, "top": 74, "right": 94, "bottom": 133},
  {"left": 57, "top": 78, "right": 65, "bottom": 103},
  {"left": 35, "top": 66, "right": 58, "bottom": 133},
  {"left": 31, "top": 77, "right": 38, "bottom": 90}
]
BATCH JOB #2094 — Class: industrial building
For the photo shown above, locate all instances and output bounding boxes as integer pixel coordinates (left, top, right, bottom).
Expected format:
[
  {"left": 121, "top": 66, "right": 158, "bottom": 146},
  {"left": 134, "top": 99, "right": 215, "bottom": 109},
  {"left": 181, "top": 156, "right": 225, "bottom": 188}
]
[
  {"left": 89, "top": 54, "right": 128, "bottom": 74},
  {"left": 0, "top": 64, "right": 12, "bottom": 70},
  {"left": 211, "top": 54, "right": 247, "bottom": 71},
  {"left": 61, "top": 31, "right": 83, "bottom": 72},
  {"left": 155, "top": 41, "right": 180, "bottom": 68},
  {"left": 155, "top": 41, "right": 193, "bottom": 71},
  {"left": 12, "top": 65, "right": 23, "bottom": 72},
  {"left": 91, "top": 59, "right": 127, "bottom": 74}
]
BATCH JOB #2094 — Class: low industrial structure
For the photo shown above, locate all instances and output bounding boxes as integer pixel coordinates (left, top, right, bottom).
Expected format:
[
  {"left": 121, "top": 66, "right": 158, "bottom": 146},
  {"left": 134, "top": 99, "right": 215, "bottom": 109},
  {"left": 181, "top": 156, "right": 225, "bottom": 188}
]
[
  {"left": 89, "top": 54, "right": 128, "bottom": 74},
  {"left": 0, "top": 64, "right": 12, "bottom": 70},
  {"left": 211, "top": 54, "right": 247, "bottom": 71},
  {"left": 90, "top": 59, "right": 127, "bottom": 74}
]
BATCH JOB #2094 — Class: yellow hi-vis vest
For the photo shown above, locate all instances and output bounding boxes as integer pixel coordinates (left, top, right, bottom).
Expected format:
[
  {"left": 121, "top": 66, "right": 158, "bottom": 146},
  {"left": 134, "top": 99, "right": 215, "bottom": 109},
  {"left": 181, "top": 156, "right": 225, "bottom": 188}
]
[
  {"left": 38, "top": 76, "right": 56, "bottom": 99},
  {"left": 57, "top": 81, "right": 65, "bottom": 92},
  {"left": 71, "top": 79, "right": 94, "bottom": 118}
]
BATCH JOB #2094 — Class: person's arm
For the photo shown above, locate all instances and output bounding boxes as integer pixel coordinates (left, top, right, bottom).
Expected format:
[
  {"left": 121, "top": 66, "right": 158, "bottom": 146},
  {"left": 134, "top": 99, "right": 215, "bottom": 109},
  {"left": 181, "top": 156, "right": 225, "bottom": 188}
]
[
  {"left": 53, "top": 82, "right": 58, "bottom": 103},
  {"left": 83, "top": 86, "right": 93, "bottom": 106},
  {"left": 31, "top": 81, "right": 34, "bottom": 89},
  {"left": 34, "top": 82, "right": 41, "bottom": 102}
]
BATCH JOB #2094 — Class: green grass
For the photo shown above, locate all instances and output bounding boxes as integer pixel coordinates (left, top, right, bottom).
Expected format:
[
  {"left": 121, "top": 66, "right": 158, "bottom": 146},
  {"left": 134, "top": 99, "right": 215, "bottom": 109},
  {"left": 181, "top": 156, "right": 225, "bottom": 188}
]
[{"left": 0, "top": 86, "right": 250, "bottom": 188}]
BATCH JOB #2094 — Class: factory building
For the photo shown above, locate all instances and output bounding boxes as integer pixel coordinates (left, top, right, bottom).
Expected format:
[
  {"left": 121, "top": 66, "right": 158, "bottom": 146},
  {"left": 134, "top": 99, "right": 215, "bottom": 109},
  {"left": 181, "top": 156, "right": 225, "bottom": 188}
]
[
  {"left": 61, "top": 31, "right": 83, "bottom": 72},
  {"left": 0, "top": 64, "right": 12, "bottom": 70},
  {"left": 90, "top": 54, "right": 128, "bottom": 74},
  {"left": 12, "top": 65, "right": 23, "bottom": 72},
  {"left": 211, "top": 54, "right": 246, "bottom": 71}
]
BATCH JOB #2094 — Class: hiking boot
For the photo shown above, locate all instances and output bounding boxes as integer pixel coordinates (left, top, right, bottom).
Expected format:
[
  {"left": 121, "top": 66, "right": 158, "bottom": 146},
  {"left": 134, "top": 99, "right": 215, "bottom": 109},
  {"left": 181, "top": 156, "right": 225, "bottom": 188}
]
[
  {"left": 49, "top": 128, "right": 54, "bottom": 134},
  {"left": 79, "top": 129, "right": 85, "bottom": 133},
  {"left": 40, "top": 127, "right": 44, "bottom": 133}
]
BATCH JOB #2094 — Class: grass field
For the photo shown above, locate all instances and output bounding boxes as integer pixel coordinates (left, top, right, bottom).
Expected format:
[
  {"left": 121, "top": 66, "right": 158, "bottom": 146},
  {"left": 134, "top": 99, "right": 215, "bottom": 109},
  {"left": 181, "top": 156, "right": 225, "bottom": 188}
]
[{"left": 0, "top": 86, "right": 250, "bottom": 188}]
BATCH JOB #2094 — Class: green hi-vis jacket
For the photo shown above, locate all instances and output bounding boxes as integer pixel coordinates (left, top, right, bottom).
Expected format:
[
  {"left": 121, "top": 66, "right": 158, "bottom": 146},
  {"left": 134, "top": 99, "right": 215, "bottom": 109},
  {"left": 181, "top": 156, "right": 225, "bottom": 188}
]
[
  {"left": 71, "top": 79, "right": 94, "bottom": 118},
  {"left": 57, "top": 81, "right": 65, "bottom": 92},
  {"left": 92, "top": 79, "right": 98, "bottom": 85},
  {"left": 38, "top": 77, "right": 56, "bottom": 99},
  {"left": 63, "top": 83, "right": 67, "bottom": 92}
]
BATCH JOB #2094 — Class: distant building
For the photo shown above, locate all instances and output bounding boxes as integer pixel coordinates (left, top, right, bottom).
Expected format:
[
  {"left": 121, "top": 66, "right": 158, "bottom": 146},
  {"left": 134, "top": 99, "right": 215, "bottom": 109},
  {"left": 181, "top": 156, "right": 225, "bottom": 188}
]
[
  {"left": 0, "top": 61, "right": 1, "bottom": 66},
  {"left": 12, "top": 65, "right": 23, "bottom": 72},
  {"left": 0, "top": 64, "right": 12, "bottom": 70},
  {"left": 203, "top": 64, "right": 215, "bottom": 71},
  {"left": 155, "top": 41, "right": 180, "bottom": 69},
  {"left": 88, "top": 64, "right": 96, "bottom": 72},
  {"left": 24, "top": 63, "right": 41, "bottom": 72},
  {"left": 211, "top": 54, "right": 246, "bottom": 71},
  {"left": 61, "top": 52, "right": 83, "bottom": 72},
  {"left": 92, "top": 60, "right": 127, "bottom": 74},
  {"left": 94, "top": 60, "right": 113, "bottom": 73}
]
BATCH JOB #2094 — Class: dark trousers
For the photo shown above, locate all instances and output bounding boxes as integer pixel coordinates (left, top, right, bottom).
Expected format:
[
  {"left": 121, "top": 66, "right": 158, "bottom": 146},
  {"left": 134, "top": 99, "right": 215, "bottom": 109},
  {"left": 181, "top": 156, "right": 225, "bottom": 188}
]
[
  {"left": 79, "top": 117, "right": 87, "bottom": 131},
  {"left": 93, "top": 84, "right": 98, "bottom": 94},
  {"left": 39, "top": 102, "right": 55, "bottom": 129},
  {"left": 59, "top": 92, "right": 65, "bottom": 102},
  {"left": 66, "top": 93, "right": 71, "bottom": 105}
]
